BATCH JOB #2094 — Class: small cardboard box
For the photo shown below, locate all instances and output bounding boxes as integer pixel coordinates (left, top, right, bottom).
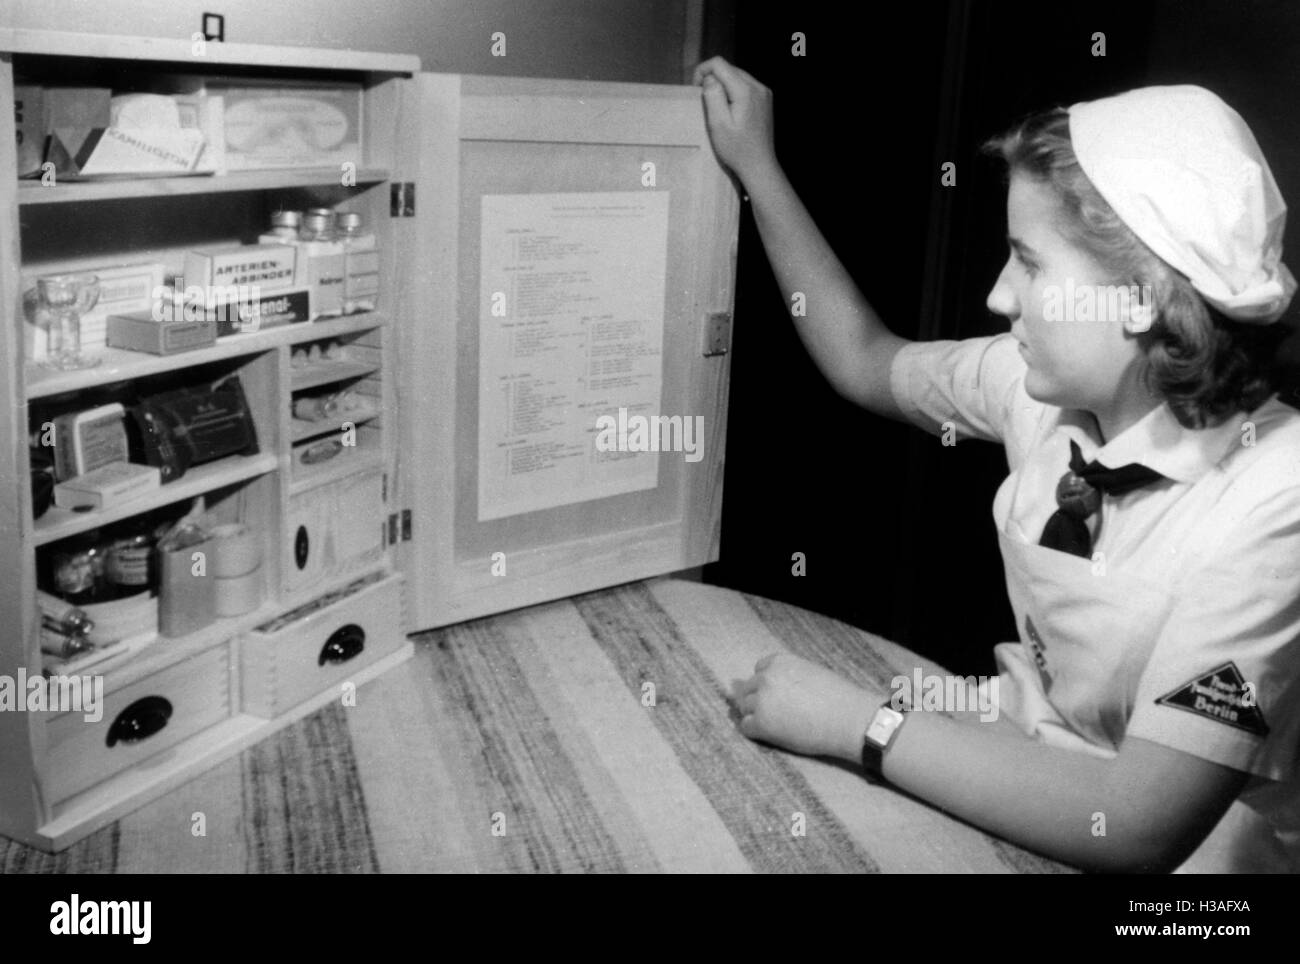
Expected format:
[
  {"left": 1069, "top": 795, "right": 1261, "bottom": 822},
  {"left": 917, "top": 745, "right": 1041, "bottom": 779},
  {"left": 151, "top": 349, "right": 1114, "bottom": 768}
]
[
  {"left": 107, "top": 311, "right": 217, "bottom": 355},
  {"left": 210, "top": 286, "right": 312, "bottom": 337},
  {"left": 14, "top": 85, "right": 45, "bottom": 176},
  {"left": 52, "top": 402, "right": 129, "bottom": 481},
  {"left": 53, "top": 461, "right": 160, "bottom": 510},
  {"left": 46, "top": 125, "right": 207, "bottom": 178},
  {"left": 182, "top": 244, "right": 297, "bottom": 305},
  {"left": 209, "top": 81, "right": 363, "bottom": 170}
]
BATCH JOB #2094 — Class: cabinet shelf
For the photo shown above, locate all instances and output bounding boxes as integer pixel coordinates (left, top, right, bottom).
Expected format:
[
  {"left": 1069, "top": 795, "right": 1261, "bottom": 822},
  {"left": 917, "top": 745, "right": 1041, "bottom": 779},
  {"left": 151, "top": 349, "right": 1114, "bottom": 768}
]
[
  {"left": 290, "top": 429, "right": 383, "bottom": 494},
  {"left": 0, "top": 29, "right": 418, "bottom": 856},
  {"left": 32, "top": 452, "right": 279, "bottom": 546},
  {"left": 290, "top": 359, "right": 379, "bottom": 392},
  {"left": 290, "top": 404, "right": 382, "bottom": 442},
  {"left": 17, "top": 168, "right": 391, "bottom": 206},
  {"left": 25, "top": 313, "right": 386, "bottom": 400}
]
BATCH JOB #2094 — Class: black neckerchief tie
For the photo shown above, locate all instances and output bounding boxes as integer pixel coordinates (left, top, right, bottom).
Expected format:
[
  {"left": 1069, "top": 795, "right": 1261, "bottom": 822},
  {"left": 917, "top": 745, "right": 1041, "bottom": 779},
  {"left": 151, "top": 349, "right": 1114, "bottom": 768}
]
[{"left": 1038, "top": 439, "right": 1165, "bottom": 557}]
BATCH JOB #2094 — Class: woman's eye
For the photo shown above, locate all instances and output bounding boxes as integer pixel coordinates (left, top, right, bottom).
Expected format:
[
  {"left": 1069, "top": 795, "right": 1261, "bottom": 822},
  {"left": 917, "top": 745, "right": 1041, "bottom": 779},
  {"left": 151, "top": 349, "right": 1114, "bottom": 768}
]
[{"left": 1014, "top": 252, "right": 1039, "bottom": 277}]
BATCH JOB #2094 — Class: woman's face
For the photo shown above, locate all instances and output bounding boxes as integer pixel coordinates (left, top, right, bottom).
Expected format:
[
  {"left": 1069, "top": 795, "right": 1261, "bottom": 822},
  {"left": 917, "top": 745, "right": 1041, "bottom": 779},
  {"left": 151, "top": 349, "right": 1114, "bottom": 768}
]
[{"left": 986, "top": 173, "right": 1143, "bottom": 412}]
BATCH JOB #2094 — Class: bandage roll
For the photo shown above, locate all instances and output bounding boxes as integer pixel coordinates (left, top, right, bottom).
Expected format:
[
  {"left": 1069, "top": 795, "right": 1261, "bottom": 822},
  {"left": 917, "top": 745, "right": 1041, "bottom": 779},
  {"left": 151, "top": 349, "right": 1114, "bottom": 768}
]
[
  {"left": 214, "top": 566, "right": 263, "bottom": 617},
  {"left": 80, "top": 593, "right": 158, "bottom": 646},
  {"left": 209, "top": 523, "right": 262, "bottom": 578}
]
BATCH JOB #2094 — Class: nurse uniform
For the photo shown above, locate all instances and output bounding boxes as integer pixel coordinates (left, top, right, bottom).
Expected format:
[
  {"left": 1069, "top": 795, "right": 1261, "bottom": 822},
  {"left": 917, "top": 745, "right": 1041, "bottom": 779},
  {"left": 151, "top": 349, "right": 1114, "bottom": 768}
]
[
  {"left": 886, "top": 85, "right": 1300, "bottom": 873},
  {"left": 890, "top": 332, "right": 1300, "bottom": 872}
]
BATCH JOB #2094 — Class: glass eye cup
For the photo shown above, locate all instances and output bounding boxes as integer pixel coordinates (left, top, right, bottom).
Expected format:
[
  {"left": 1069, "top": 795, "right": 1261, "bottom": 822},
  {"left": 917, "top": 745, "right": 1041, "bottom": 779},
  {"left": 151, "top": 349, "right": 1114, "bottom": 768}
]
[{"left": 36, "top": 273, "right": 102, "bottom": 371}]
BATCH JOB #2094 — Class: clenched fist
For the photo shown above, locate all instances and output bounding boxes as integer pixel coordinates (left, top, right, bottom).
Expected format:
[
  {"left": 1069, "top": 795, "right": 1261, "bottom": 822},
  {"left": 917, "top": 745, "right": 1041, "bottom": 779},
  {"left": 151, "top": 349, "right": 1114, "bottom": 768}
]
[{"left": 733, "top": 651, "right": 879, "bottom": 761}]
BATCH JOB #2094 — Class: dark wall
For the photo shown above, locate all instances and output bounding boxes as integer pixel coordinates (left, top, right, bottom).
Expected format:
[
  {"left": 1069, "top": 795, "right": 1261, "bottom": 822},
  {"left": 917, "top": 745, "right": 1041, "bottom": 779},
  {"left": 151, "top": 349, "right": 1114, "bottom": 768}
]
[
  {"left": 702, "top": 0, "right": 1300, "bottom": 675},
  {"left": 697, "top": 2, "right": 948, "bottom": 648}
]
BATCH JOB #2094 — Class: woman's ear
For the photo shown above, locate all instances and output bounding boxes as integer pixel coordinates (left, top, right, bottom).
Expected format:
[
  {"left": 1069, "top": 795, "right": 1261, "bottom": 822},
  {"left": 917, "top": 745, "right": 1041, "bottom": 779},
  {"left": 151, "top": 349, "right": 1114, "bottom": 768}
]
[
  {"left": 1123, "top": 283, "right": 1156, "bottom": 334},
  {"left": 1126, "top": 302, "right": 1153, "bottom": 334}
]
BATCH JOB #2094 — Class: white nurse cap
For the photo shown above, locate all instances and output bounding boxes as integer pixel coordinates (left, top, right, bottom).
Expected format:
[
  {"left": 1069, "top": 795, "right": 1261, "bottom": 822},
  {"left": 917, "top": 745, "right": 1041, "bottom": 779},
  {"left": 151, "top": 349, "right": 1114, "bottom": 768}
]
[{"left": 1068, "top": 85, "right": 1296, "bottom": 324}]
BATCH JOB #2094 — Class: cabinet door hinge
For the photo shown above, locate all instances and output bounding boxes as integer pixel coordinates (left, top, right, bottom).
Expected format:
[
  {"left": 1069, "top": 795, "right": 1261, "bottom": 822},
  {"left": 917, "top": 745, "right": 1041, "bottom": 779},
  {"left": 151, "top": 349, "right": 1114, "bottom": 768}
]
[
  {"left": 390, "top": 182, "right": 416, "bottom": 217},
  {"left": 702, "top": 311, "right": 732, "bottom": 356},
  {"left": 386, "top": 509, "right": 413, "bottom": 544}
]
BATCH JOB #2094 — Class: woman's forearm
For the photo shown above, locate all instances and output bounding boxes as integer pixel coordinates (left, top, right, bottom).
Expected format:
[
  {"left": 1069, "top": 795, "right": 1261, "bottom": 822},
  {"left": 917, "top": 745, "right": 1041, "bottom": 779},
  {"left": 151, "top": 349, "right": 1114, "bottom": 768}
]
[
  {"left": 865, "top": 709, "right": 1164, "bottom": 872},
  {"left": 741, "top": 161, "right": 908, "bottom": 415}
]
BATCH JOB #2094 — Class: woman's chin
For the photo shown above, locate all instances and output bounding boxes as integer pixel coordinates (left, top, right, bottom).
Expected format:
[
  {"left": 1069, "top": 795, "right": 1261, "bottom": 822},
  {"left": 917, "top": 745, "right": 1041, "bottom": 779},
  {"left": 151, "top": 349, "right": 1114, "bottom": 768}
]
[{"left": 1022, "top": 370, "right": 1067, "bottom": 407}]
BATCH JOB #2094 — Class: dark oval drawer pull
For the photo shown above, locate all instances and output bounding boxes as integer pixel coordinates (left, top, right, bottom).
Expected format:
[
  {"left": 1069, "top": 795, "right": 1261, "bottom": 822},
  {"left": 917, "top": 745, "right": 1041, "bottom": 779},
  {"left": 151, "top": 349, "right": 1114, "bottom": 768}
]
[
  {"left": 319, "top": 624, "right": 365, "bottom": 665},
  {"left": 107, "top": 696, "right": 173, "bottom": 747},
  {"left": 294, "top": 525, "right": 310, "bottom": 570}
]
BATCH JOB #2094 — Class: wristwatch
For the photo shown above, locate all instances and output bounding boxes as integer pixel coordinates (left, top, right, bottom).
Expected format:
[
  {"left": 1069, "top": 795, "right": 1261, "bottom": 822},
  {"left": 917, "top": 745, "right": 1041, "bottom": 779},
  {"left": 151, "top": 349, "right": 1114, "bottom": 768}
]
[{"left": 861, "top": 699, "right": 910, "bottom": 777}]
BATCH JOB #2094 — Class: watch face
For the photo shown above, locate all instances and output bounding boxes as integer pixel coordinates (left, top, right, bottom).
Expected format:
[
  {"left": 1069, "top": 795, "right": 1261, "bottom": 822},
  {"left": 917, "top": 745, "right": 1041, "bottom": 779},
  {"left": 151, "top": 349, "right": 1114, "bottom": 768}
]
[{"left": 866, "top": 707, "right": 905, "bottom": 746}]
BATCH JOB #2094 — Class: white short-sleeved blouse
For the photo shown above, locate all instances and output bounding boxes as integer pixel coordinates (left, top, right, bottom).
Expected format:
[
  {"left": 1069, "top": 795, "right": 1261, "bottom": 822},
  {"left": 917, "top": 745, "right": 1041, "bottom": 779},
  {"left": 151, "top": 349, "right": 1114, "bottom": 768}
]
[{"left": 889, "top": 332, "right": 1300, "bottom": 872}]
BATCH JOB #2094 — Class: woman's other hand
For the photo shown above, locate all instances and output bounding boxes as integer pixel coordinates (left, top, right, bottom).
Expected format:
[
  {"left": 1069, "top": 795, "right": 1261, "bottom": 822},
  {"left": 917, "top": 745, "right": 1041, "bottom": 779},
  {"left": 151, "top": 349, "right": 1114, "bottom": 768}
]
[
  {"left": 733, "top": 652, "right": 877, "bottom": 761},
  {"left": 693, "top": 56, "right": 778, "bottom": 186}
]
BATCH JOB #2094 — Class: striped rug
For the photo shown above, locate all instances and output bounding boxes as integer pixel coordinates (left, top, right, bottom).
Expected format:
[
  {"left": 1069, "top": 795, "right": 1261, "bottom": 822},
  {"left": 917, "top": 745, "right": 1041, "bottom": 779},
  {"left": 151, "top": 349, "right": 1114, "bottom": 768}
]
[{"left": 0, "top": 578, "right": 1072, "bottom": 873}]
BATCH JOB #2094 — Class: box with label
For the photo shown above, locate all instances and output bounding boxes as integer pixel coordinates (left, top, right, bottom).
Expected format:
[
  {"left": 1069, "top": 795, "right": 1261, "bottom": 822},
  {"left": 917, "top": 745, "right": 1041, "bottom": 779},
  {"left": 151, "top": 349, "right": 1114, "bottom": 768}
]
[
  {"left": 52, "top": 403, "right": 129, "bottom": 481},
  {"left": 207, "top": 81, "right": 363, "bottom": 170},
  {"left": 183, "top": 244, "right": 297, "bottom": 305},
  {"left": 107, "top": 311, "right": 217, "bottom": 355},
  {"left": 45, "top": 125, "right": 208, "bottom": 178},
  {"left": 53, "top": 461, "right": 160, "bottom": 510},
  {"left": 209, "top": 286, "right": 312, "bottom": 337}
]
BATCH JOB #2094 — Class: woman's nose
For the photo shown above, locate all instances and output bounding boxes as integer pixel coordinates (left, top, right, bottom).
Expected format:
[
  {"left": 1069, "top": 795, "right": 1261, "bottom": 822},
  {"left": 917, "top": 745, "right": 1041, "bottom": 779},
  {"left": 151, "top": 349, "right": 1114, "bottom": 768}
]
[{"left": 986, "top": 262, "right": 1019, "bottom": 319}]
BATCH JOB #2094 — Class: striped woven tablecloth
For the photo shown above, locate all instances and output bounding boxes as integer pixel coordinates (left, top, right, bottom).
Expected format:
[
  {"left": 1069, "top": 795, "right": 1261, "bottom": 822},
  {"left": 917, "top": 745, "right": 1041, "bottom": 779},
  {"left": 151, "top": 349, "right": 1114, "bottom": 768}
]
[{"left": 1, "top": 577, "right": 1074, "bottom": 873}]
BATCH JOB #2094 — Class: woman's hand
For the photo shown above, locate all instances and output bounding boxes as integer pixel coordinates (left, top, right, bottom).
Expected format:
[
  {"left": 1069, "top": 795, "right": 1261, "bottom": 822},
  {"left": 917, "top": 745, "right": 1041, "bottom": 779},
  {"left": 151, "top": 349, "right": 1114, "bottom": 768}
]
[
  {"left": 733, "top": 652, "right": 878, "bottom": 761},
  {"left": 693, "top": 56, "right": 778, "bottom": 186}
]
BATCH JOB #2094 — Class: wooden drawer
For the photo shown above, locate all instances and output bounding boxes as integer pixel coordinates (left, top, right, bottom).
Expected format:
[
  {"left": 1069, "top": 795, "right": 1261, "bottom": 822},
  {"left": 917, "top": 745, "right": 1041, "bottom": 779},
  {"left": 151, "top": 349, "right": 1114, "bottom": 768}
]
[
  {"left": 242, "top": 571, "right": 404, "bottom": 718},
  {"left": 43, "top": 644, "right": 232, "bottom": 803}
]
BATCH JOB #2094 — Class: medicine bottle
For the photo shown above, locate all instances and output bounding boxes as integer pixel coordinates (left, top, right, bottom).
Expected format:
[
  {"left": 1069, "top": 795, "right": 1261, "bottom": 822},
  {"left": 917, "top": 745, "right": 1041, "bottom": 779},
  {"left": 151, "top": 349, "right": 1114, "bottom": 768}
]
[
  {"left": 338, "top": 212, "right": 379, "bottom": 314},
  {"left": 299, "top": 212, "right": 346, "bottom": 318}
]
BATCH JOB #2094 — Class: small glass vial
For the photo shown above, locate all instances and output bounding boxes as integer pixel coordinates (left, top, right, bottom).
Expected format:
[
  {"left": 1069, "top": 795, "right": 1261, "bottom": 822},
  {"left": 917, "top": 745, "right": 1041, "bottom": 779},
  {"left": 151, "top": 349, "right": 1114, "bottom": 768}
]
[
  {"left": 338, "top": 212, "right": 379, "bottom": 314},
  {"left": 299, "top": 212, "right": 345, "bottom": 318},
  {"left": 259, "top": 210, "right": 303, "bottom": 245}
]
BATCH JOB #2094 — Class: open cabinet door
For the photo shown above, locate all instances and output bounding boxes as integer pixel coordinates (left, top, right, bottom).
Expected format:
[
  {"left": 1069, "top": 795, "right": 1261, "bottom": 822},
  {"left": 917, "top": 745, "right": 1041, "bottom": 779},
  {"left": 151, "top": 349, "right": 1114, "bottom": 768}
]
[{"left": 393, "top": 74, "right": 739, "bottom": 631}]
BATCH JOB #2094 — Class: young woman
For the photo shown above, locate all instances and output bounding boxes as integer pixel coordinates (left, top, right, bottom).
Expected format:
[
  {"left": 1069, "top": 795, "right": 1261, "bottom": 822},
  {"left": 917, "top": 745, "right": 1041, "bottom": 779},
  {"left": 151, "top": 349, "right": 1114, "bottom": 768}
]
[{"left": 696, "top": 57, "right": 1300, "bottom": 873}]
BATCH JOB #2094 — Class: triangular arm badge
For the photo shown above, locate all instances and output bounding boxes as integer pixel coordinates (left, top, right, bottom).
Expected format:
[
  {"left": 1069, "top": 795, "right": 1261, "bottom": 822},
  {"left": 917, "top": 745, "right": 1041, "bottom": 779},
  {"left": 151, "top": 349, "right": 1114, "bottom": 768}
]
[{"left": 1154, "top": 661, "right": 1269, "bottom": 736}]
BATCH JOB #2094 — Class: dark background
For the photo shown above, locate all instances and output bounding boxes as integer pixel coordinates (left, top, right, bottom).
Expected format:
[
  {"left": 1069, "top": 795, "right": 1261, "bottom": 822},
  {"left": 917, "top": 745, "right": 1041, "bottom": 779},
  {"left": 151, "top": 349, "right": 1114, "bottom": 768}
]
[{"left": 699, "top": 0, "right": 1300, "bottom": 676}]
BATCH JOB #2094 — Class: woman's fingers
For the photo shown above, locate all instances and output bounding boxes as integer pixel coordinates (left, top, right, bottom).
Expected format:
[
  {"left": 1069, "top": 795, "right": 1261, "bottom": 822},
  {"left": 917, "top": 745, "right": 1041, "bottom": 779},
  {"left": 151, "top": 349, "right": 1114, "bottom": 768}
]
[
  {"left": 692, "top": 55, "right": 735, "bottom": 85},
  {"left": 701, "top": 74, "right": 732, "bottom": 125},
  {"left": 694, "top": 55, "right": 757, "bottom": 107},
  {"left": 730, "top": 63, "right": 767, "bottom": 90}
]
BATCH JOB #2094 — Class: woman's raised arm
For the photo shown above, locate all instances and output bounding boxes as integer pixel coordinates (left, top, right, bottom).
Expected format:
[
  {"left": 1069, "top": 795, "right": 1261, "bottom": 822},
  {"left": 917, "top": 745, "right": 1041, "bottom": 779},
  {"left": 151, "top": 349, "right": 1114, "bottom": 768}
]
[{"left": 695, "top": 56, "right": 911, "bottom": 419}]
